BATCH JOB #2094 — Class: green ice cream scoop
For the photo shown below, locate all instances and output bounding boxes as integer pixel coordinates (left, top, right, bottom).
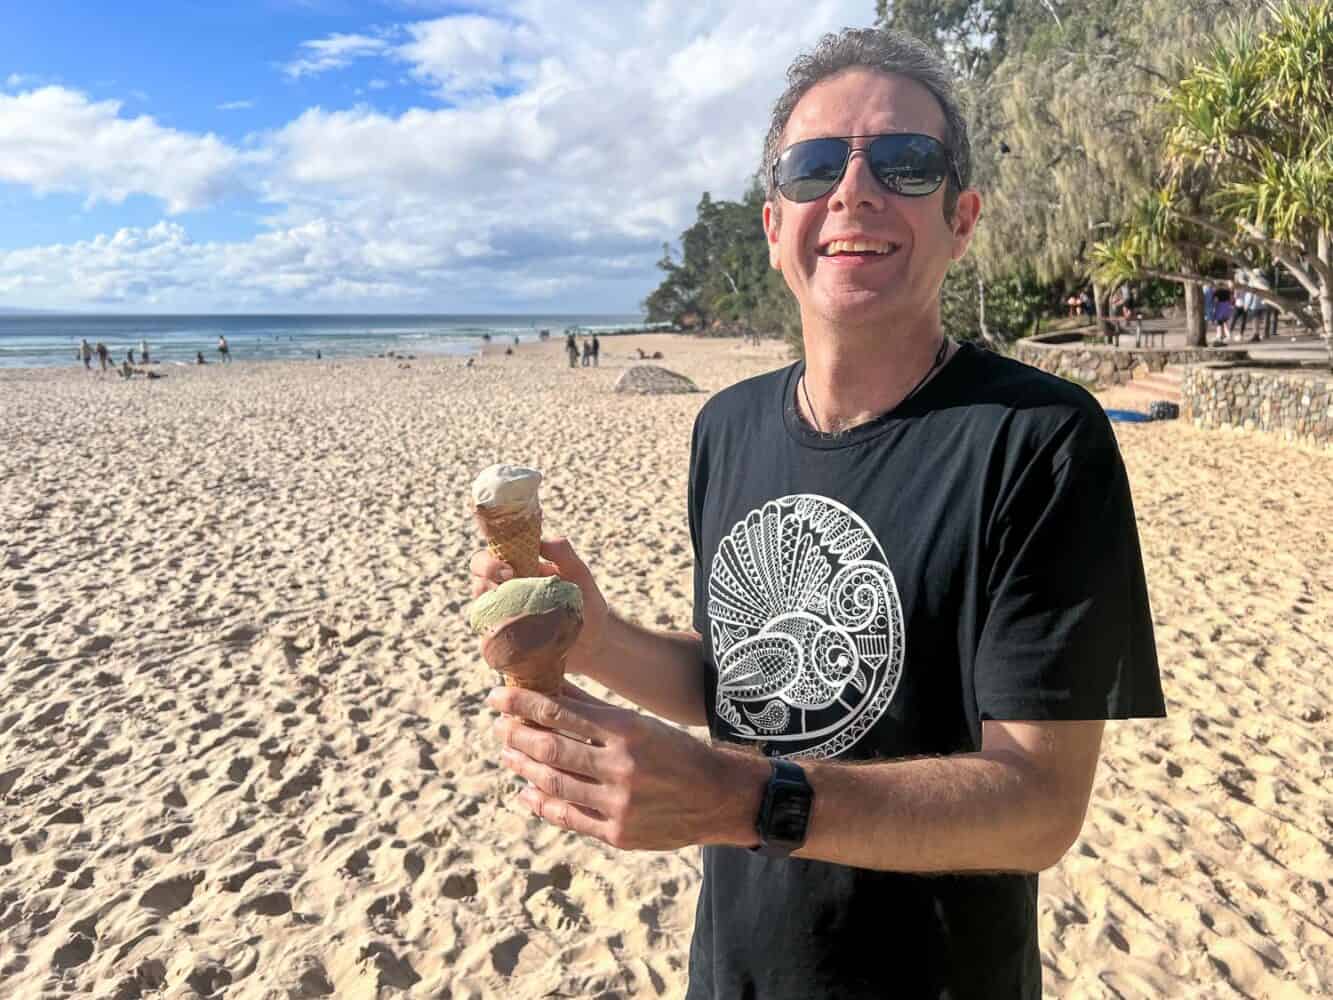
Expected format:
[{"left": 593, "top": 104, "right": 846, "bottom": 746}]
[
  {"left": 468, "top": 577, "right": 584, "bottom": 696},
  {"left": 467, "top": 576, "right": 584, "bottom": 635}
]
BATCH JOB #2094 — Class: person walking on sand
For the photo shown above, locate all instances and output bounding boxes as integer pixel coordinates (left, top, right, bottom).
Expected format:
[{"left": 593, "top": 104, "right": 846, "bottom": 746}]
[
  {"left": 472, "top": 28, "right": 1164, "bottom": 1000},
  {"left": 591, "top": 334, "right": 600, "bottom": 366},
  {"left": 95, "top": 341, "right": 110, "bottom": 373},
  {"left": 581, "top": 339, "right": 592, "bottom": 367},
  {"left": 140, "top": 338, "right": 150, "bottom": 364},
  {"left": 218, "top": 335, "right": 231, "bottom": 364},
  {"left": 79, "top": 338, "right": 92, "bottom": 370},
  {"left": 565, "top": 332, "right": 579, "bottom": 369}
]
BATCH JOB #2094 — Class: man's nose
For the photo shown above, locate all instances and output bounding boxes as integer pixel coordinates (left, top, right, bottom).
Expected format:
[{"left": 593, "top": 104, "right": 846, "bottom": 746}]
[{"left": 828, "top": 147, "right": 886, "bottom": 211}]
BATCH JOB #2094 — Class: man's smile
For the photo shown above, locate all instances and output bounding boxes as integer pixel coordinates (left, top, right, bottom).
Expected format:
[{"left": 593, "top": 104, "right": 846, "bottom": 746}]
[{"left": 817, "top": 237, "right": 901, "bottom": 259}]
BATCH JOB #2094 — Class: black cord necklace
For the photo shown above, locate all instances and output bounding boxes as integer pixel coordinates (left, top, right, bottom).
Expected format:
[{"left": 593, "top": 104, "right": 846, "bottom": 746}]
[{"left": 800, "top": 337, "right": 951, "bottom": 434}]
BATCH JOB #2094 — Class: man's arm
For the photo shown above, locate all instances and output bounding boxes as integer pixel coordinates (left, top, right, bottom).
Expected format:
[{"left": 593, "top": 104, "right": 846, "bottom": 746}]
[
  {"left": 710, "top": 719, "right": 1105, "bottom": 872},
  {"left": 490, "top": 685, "right": 1106, "bottom": 874},
  {"left": 574, "top": 610, "right": 709, "bottom": 727}
]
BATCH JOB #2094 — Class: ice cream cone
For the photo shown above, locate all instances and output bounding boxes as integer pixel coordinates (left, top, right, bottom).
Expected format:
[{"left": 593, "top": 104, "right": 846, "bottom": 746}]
[
  {"left": 483, "top": 604, "right": 582, "bottom": 696},
  {"left": 474, "top": 506, "right": 542, "bottom": 579},
  {"left": 469, "top": 577, "right": 584, "bottom": 712},
  {"left": 471, "top": 464, "right": 544, "bottom": 578}
]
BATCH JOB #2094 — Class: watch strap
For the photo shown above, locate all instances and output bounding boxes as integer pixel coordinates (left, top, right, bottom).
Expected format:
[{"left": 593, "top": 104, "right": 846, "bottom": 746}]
[{"left": 750, "top": 758, "right": 813, "bottom": 857}]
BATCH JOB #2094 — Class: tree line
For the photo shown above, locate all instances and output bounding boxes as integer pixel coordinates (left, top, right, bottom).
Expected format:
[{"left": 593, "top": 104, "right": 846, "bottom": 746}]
[{"left": 643, "top": 0, "right": 1331, "bottom": 364}]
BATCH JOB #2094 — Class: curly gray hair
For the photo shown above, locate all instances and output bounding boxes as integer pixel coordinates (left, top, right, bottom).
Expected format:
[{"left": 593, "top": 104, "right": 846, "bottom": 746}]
[{"left": 763, "top": 28, "right": 972, "bottom": 222}]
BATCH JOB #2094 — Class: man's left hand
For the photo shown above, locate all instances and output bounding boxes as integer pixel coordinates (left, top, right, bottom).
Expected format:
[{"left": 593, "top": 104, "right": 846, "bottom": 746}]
[{"left": 487, "top": 684, "right": 759, "bottom": 851}]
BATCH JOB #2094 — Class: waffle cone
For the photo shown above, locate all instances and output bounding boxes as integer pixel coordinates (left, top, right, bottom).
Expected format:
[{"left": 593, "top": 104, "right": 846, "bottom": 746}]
[
  {"left": 474, "top": 506, "right": 542, "bottom": 578},
  {"left": 501, "top": 658, "right": 566, "bottom": 696}
]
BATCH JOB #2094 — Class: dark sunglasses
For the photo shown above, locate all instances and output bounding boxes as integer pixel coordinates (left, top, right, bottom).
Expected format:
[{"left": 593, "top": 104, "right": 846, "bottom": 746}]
[{"left": 772, "top": 133, "right": 958, "bottom": 203}]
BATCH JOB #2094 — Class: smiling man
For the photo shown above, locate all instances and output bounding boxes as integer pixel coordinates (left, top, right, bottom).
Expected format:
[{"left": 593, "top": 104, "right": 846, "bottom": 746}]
[{"left": 474, "top": 28, "right": 1165, "bottom": 999}]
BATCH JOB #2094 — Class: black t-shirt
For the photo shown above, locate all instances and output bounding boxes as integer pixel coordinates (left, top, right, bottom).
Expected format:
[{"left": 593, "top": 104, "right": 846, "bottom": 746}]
[{"left": 685, "top": 343, "right": 1165, "bottom": 1000}]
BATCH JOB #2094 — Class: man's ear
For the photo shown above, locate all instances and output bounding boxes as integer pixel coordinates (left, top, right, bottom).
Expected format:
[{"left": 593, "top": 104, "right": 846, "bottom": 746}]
[
  {"left": 763, "top": 200, "right": 782, "bottom": 270},
  {"left": 950, "top": 190, "right": 982, "bottom": 261}
]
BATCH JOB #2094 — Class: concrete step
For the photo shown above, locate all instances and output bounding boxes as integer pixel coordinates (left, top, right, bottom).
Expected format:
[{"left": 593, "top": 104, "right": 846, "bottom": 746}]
[{"left": 1131, "top": 364, "right": 1183, "bottom": 385}]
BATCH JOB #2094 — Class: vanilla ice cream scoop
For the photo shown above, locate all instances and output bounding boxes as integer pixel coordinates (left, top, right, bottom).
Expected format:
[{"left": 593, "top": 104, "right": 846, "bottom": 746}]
[
  {"left": 471, "top": 463, "right": 542, "bottom": 518},
  {"left": 471, "top": 463, "right": 544, "bottom": 578}
]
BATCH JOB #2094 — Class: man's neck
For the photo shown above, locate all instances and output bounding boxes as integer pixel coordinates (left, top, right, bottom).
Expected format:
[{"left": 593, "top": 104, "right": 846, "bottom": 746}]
[{"left": 797, "top": 312, "right": 952, "bottom": 434}]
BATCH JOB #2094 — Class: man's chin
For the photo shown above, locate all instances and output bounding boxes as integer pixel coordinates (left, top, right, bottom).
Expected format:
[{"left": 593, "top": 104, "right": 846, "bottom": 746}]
[{"left": 811, "top": 292, "right": 905, "bottom": 331}]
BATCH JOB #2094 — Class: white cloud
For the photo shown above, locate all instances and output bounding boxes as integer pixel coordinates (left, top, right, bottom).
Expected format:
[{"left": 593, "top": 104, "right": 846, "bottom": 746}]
[
  {"left": 0, "top": 86, "right": 248, "bottom": 213},
  {"left": 6, "top": 0, "right": 874, "bottom": 310},
  {"left": 396, "top": 15, "right": 539, "bottom": 99},
  {"left": 5, "top": 73, "right": 31, "bottom": 88},
  {"left": 218, "top": 99, "right": 255, "bottom": 110},
  {"left": 283, "top": 32, "right": 390, "bottom": 78}
]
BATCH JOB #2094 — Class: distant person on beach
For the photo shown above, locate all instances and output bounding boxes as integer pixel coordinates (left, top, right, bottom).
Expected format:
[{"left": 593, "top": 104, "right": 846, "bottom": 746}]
[
  {"left": 127, "top": 348, "right": 136, "bottom": 365},
  {"left": 95, "top": 341, "right": 110, "bottom": 373},
  {"left": 217, "top": 335, "right": 231, "bottom": 363},
  {"left": 581, "top": 339, "right": 592, "bottom": 367},
  {"left": 140, "top": 339, "right": 150, "bottom": 364},
  {"left": 474, "top": 28, "right": 1163, "bottom": 1000},
  {"left": 196, "top": 351, "right": 207, "bottom": 365},
  {"left": 1213, "top": 287, "right": 1235, "bottom": 344},
  {"left": 591, "top": 335, "right": 600, "bottom": 366},
  {"left": 1232, "top": 270, "right": 1250, "bottom": 337},
  {"left": 79, "top": 339, "right": 92, "bottom": 369},
  {"left": 565, "top": 333, "right": 578, "bottom": 368}
]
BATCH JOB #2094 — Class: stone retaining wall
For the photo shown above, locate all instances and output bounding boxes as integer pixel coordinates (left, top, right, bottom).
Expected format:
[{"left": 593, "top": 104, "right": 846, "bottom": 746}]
[
  {"left": 1182, "top": 366, "right": 1333, "bottom": 451},
  {"left": 1011, "top": 339, "right": 1221, "bottom": 389}
]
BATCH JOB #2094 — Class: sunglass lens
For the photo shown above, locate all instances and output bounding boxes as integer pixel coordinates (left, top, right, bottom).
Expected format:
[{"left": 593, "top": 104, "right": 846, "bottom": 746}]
[
  {"left": 776, "top": 138, "right": 848, "bottom": 203},
  {"left": 869, "top": 134, "right": 948, "bottom": 196}
]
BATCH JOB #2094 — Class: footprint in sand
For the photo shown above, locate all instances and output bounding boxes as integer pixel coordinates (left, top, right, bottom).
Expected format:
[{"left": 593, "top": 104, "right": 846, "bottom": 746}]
[
  {"left": 440, "top": 871, "right": 478, "bottom": 899},
  {"left": 52, "top": 932, "right": 95, "bottom": 970},
  {"left": 219, "top": 859, "right": 280, "bottom": 893},
  {"left": 236, "top": 889, "right": 292, "bottom": 917},
  {"left": 277, "top": 954, "right": 335, "bottom": 997},
  {"left": 140, "top": 871, "right": 203, "bottom": 915},
  {"left": 353, "top": 941, "right": 421, "bottom": 991},
  {"left": 341, "top": 847, "right": 371, "bottom": 877},
  {"left": 489, "top": 933, "right": 530, "bottom": 976},
  {"left": 525, "top": 886, "right": 588, "bottom": 935}
]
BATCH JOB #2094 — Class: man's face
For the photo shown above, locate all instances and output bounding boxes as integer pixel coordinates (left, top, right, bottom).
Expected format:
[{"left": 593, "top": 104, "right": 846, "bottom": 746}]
[{"left": 763, "top": 68, "right": 980, "bottom": 334}]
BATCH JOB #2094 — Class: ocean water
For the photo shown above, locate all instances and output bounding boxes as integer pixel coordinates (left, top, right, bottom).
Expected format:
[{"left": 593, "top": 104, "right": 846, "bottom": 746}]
[{"left": 0, "top": 313, "right": 654, "bottom": 369}]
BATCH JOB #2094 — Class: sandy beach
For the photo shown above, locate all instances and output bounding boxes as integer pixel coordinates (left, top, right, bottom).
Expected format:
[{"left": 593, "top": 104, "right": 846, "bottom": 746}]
[{"left": 1, "top": 334, "right": 1329, "bottom": 998}]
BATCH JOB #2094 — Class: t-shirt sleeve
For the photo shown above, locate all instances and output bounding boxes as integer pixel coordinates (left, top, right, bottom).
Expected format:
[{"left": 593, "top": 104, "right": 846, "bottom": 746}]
[{"left": 973, "top": 409, "right": 1165, "bottom": 721}]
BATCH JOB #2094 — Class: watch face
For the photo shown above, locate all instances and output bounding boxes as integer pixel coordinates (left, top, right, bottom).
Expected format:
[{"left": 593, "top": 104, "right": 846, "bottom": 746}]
[{"left": 768, "top": 780, "right": 813, "bottom": 844}]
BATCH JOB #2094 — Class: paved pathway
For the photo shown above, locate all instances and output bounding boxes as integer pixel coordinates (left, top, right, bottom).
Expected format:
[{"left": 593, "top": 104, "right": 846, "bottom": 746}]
[{"left": 1053, "top": 315, "right": 1327, "bottom": 364}]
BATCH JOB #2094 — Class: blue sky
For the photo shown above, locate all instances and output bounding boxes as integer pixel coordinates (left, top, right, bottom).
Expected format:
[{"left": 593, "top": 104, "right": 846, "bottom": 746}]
[{"left": 0, "top": 0, "right": 871, "bottom": 312}]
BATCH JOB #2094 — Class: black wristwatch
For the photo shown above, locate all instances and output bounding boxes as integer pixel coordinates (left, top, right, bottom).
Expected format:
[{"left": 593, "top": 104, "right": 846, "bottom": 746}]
[{"left": 751, "top": 758, "right": 814, "bottom": 857}]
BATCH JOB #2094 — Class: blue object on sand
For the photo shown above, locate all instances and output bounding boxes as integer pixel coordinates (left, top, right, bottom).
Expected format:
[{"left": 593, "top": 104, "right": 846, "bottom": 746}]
[{"left": 1105, "top": 409, "right": 1153, "bottom": 423}]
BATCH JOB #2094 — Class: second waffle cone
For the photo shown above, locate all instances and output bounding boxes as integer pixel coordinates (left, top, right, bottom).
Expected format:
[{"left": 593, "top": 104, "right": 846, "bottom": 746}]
[{"left": 476, "top": 508, "right": 542, "bottom": 579}]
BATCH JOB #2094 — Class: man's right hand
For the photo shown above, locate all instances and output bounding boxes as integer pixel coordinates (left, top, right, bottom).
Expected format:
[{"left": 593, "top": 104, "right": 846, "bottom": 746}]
[{"left": 469, "top": 536, "right": 609, "bottom": 677}]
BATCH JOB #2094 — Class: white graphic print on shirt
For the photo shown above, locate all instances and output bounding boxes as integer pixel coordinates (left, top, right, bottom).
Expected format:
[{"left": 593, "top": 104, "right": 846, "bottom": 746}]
[{"left": 707, "top": 494, "right": 904, "bottom": 760}]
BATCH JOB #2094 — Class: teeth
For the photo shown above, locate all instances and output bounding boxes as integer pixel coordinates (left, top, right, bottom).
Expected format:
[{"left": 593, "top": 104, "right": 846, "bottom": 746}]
[{"left": 823, "top": 239, "right": 898, "bottom": 256}]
